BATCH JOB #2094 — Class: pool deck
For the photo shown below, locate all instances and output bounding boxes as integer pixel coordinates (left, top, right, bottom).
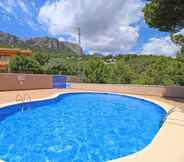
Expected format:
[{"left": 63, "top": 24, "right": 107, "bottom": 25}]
[{"left": 0, "top": 85, "right": 184, "bottom": 162}]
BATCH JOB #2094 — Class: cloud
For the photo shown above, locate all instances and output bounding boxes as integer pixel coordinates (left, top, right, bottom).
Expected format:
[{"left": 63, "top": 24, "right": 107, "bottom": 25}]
[
  {"left": 141, "top": 36, "right": 180, "bottom": 57},
  {"left": 0, "top": 0, "right": 15, "bottom": 14},
  {"left": 17, "top": 0, "right": 29, "bottom": 14},
  {"left": 38, "top": 0, "right": 144, "bottom": 54},
  {"left": 58, "top": 34, "right": 77, "bottom": 44},
  {"left": 0, "top": 0, "right": 42, "bottom": 31},
  {"left": 0, "top": 2, "right": 6, "bottom": 11},
  {"left": 177, "top": 28, "right": 184, "bottom": 35}
]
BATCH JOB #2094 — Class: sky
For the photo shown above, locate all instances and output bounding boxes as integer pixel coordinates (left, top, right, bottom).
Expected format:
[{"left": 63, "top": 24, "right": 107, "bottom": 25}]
[{"left": 0, "top": 0, "right": 182, "bottom": 56}]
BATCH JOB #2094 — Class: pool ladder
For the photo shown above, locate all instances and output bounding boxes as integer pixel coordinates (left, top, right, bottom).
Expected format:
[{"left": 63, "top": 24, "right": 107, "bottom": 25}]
[
  {"left": 16, "top": 94, "right": 32, "bottom": 112},
  {"left": 160, "top": 105, "right": 184, "bottom": 126}
]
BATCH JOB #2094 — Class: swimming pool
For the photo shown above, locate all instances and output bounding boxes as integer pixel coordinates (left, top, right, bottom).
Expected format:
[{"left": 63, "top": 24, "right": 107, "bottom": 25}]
[{"left": 0, "top": 92, "right": 166, "bottom": 162}]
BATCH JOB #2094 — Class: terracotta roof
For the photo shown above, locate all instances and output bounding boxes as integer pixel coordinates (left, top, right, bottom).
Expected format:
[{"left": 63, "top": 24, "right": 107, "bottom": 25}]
[
  {"left": 0, "top": 63, "right": 8, "bottom": 70},
  {"left": 0, "top": 48, "right": 32, "bottom": 56}
]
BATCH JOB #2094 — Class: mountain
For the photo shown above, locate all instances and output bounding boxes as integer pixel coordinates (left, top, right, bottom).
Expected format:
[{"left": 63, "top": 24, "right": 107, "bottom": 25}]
[
  {"left": 0, "top": 31, "right": 83, "bottom": 56},
  {"left": 0, "top": 31, "right": 23, "bottom": 47}
]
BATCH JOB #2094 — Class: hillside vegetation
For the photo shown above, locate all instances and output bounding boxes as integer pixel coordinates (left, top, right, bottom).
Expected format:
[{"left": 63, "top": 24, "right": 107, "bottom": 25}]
[
  {"left": 9, "top": 54, "right": 184, "bottom": 86},
  {"left": 0, "top": 32, "right": 184, "bottom": 86}
]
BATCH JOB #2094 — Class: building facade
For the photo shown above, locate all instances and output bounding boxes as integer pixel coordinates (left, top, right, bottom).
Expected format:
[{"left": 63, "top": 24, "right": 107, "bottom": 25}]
[{"left": 0, "top": 48, "right": 32, "bottom": 71}]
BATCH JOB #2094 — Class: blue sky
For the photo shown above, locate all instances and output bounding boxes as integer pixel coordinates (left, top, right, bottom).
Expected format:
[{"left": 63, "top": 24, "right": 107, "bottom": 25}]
[{"left": 0, "top": 0, "right": 180, "bottom": 56}]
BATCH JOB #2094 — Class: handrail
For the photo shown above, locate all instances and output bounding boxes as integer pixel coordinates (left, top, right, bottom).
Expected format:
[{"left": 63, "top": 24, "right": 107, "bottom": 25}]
[
  {"left": 16, "top": 94, "right": 32, "bottom": 103},
  {"left": 16, "top": 94, "right": 24, "bottom": 103},
  {"left": 15, "top": 94, "right": 32, "bottom": 112},
  {"left": 24, "top": 93, "right": 32, "bottom": 102}
]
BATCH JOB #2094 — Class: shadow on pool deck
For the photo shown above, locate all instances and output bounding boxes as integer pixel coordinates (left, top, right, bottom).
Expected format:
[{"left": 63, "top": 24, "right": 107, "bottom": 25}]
[
  {"left": 166, "top": 118, "right": 184, "bottom": 127},
  {"left": 164, "top": 97, "right": 184, "bottom": 104}
]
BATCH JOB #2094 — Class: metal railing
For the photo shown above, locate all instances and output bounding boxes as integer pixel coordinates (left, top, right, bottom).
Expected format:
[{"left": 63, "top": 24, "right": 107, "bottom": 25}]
[
  {"left": 16, "top": 93, "right": 32, "bottom": 112},
  {"left": 24, "top": 93, "right": 32, "bottom": 102},
  {"left": 16, "top": 94, "right": 24, "bottom": 103}
]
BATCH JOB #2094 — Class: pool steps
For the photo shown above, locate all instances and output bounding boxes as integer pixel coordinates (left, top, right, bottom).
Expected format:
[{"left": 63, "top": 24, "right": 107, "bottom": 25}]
[{"left": 161, "top": 105, "right": 184, "bottom": 126}]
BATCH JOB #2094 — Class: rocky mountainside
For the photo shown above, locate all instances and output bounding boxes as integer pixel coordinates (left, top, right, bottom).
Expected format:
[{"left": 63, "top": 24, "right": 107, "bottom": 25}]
[
  {"left": 0, "top": 32, "right": 23, "bottom": 47},
  {"left": 0, "top": 31, "right": 83, "bottom": 56}
]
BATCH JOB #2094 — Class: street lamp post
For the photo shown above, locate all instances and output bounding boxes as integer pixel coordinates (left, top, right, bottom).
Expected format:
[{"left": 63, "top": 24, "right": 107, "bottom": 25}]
[{"left": 76, "top": 27, "right": 82, "bottom": 82}]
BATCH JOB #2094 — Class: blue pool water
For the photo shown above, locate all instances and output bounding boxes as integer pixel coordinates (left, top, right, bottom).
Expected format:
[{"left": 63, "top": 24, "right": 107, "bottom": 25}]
[{"left": 0, "top": 93, "right": 166, "bottom": 162}]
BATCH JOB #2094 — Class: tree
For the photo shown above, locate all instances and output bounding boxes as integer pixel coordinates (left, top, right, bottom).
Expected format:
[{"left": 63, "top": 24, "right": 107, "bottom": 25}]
[
  {"left": 171, "top": 34, "right": 184, "bottom": 46},
  {"left": 82, "top": 58, "right": 109, "bottom": 83},
  {"left": 10, "top": 55, "right": 41, "bottom": 74},
  {"left": 34, "top": 53, "right": 50, "bottom": 66},
  {"left": 171, "top": 34, "right": 184, "bottom": 62},
  {"left": 144, "top": 0, "right": 184, "bottom": 84},
  {"left": 41, "top": 57, "right": 78, "bottom": 75},
  {"left": 176, "top": 47, "right": 184, "bottom": 63},
  {"left": 142, "top": 57, "right": 184, "bottom": 85},
  {"left": 42, "top": 58, "right": 67, "bottom": 74},
  {"left": 110, "top": 59, "right": 135, "bottom": 84},
  {"left": 7, "top": 49, "right": 184, "bottom": 86},
  {"left": 144, "top": 0, "right": 184, "bottom": 33}
]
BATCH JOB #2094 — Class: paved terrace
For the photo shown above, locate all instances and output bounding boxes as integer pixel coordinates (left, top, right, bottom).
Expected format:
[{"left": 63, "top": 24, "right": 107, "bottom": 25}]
[{"left": 0, "top": 84, "right": 184, "bottom": 162}]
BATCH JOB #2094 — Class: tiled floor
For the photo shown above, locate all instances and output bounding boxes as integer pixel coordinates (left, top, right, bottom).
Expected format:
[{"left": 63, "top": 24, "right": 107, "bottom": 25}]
[{"left": 0, "top": 85, "right": 184, "bottom": 162}]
